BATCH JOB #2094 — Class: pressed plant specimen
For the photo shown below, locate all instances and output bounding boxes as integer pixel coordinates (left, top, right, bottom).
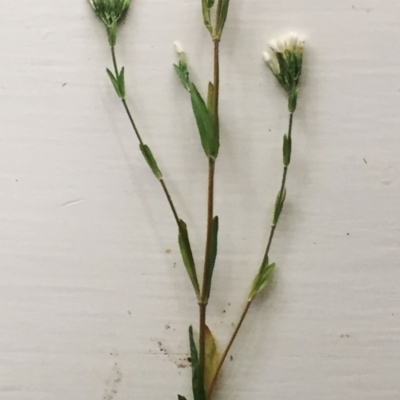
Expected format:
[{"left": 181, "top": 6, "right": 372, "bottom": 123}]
[{"left": 88, "top": 1, "right": 306, "bottom": 399}]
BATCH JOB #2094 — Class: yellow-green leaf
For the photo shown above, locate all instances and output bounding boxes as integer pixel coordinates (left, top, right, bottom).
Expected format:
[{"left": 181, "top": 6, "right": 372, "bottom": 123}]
[{"left": 204, "top": 325, "right": 219, "bottom": 394}]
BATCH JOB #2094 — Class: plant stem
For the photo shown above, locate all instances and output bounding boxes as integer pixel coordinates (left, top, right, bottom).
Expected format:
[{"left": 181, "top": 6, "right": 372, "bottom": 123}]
[
  {"left": 110, "top": 45, "right": 181, "bottom": 227},
  {"left": 208, "top": 300, "right": 252, "bottom": 398},
  {"left": 261, "top": 112, "right": 294, "bottom": 266},
  {"left": 199, "top": 0, "right": 223, "bottom": 376},
  {"left": 208, "top": 112, "right": 295, "bottom": 396}
]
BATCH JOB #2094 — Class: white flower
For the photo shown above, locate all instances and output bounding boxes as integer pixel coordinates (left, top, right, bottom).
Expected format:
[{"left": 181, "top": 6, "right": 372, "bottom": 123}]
[
  {"left": 174, "top": 41, "right": 184, "bottom": 55},
  {"left": 269, "top": 32, "right": 305, "bottom": 54},
  {"left": 264, "top": 31, "right": 306, "bottom": 99}
]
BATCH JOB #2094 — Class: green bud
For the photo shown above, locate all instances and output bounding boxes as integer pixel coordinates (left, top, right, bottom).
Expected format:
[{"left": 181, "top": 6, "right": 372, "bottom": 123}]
[{"left": 89, "top": 0, "right": 131, "bottom": 45}]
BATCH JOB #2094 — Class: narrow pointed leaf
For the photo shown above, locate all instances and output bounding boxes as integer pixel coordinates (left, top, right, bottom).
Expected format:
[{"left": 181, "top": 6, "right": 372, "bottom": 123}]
[
  {"left": 178, "top": 396, "right": 187, "bottom": 400},
  {"left": 204, "top": 325, "right": 219, "bottom": 394},
  {"left": 207, "top": 0, "right": 216, "bottom": 8},
  {"left": 139, "top": 144, "right": 163, "bottom": 180},
  {"left": 190, "top": 83, "right": 219, "bottom": 159},
  {"left": 106, "top": 68, "right": 123, "bottom": 98},
  {"left": 273, "top": 188, "right": 287, "bottom": 226},
  {"left": 203, "top": 216, "right": 219, "bottom": 301},
  {"left": 201, "top": 0, "right": 213, "bottom": 35},
  {"left": 249, "top": 260, "right": 276, "bottom": 301},
  {"left": 178, "top": 220, "right": 200, "bottom": 297},
  {"left": 189, "top": 326, "right": 207, "bottom": 400},
  {"left": 218, "top": 0, "right": 231, "bottom": 36},
  {"left": 118, "top": 66, "right": 126, "bottom": 98},
  {"left": 283, "top": 134, "right": 292, "bottom": 166}
]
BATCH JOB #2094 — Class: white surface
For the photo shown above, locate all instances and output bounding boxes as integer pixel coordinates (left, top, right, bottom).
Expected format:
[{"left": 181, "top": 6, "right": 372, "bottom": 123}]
[{"left": 0, "top": 1, "right": 399, "bottom": 399}]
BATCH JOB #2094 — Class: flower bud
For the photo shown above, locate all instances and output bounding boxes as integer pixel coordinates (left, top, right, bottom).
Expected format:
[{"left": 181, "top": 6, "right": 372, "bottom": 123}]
[{"left": 89, "top": 0, "right": 131, "bottom": 46}]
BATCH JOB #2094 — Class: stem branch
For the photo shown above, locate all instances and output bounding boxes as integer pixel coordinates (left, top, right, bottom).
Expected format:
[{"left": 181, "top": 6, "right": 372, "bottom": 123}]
[
  {"left": 110, "top": 45, "right": 181, "bottom": 228},
  {"left": 208, "top": 112, "right": 295, "bottom": 396}
]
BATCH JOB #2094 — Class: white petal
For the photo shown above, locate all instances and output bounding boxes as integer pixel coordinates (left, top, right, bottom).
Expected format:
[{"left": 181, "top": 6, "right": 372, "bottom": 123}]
[
  {"left": 269, "top": 39, "right": 284, "bottom": 53},
  {"left": 173, "top": 41, "right": 184, "bottom": 55},
  {"left": 263, "top": 51, "right": 271, "bottom": 63}
]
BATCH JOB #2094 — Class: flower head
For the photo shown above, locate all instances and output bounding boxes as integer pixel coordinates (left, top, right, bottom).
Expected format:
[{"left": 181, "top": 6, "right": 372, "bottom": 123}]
[
  {"left": 263, "top": 32, "right": 305, "bottom": 111},
  {"left": 89, "top": 0, "right": 131, "bottom": 45}
]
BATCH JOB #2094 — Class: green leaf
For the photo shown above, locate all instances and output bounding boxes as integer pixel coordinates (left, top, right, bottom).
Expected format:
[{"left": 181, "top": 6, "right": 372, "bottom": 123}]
[
  {"left": 189, "top": 326, "right": 207, "bottom": 400},
  {"left": 201, "top": 0, "right": 213, "bottom": 35},
  {"left": 174, "top": 62, "right": 191, "bottom": 92},
  {"left": 204, "top": 325, "right": 219, "bottom": 394},
  {"left": 178, "top": 396, "right": 187, "bottom": 400},
  {"left": 203, "top": 216, "right": 219, "bottom": 301},
  {"left": 139, "top": 144, "right": 163, "bottom": 180},
  {"left": 217, "top": 0, "right": 231, "bottom": 36},
  {"left": 273, "top": 188, "right": 287, "bottom": 226},
  {"left": 283, "top": 134, "right": 292, "bottom": 166},
  {"left": 118, "top": 66, "right": 126, "bottom": 98},
  {"left": 190, "top": 83, "right": 219, "bottom": 159},
  {"left": 249, "top": 259, "right": 276, "bottom": 301},
  {"left": 207, "top": 0, "right": 216, "bottom": 8},
  {"left": 106, "top": 68, "right": 123, "bottom": 98},
  {"left": 178, "top": 220, "right": 200, "bottom": 297}
]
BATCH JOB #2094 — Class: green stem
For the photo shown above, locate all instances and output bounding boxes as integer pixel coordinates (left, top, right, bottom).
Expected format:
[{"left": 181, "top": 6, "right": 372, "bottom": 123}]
[
  {"left": 208, "top": 301, "right": 252, "bottom": 398},
  {"left": 208, "top": 112, "right": 295, "bottom": 396},
  {"left": 110, "top": 45, "right": 181, "bottom": 228},
  {"left": 199, "top": 0, "right": 224, "bottom": 377}
]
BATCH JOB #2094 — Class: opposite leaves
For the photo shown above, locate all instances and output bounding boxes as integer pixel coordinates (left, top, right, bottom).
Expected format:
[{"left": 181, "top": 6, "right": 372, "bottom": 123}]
[{"left": 106, "top": 67, "right": 125, "bottom": 99}]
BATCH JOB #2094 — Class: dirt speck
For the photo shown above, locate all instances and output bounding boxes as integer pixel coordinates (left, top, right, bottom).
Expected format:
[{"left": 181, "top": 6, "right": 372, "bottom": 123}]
[
  {"left": 103, "top": 356, "right": 122, "bottom": 400},
  {"left": 230, "top": 355, "right": 233, "bottom": 361},
  {"left": 165, "top": 324, "right": 171, "bottom": 330},
  {"left": 363, "top": 158, "right": 368, "bottom": 164},
  {"left": 165, "top": 249, "right": 172, "bottom": 254}
]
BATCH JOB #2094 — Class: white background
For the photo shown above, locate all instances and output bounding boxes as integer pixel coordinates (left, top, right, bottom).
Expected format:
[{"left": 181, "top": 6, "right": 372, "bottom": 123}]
[{"left": 0, "top": 1, "right": 399, "bottom": 399}]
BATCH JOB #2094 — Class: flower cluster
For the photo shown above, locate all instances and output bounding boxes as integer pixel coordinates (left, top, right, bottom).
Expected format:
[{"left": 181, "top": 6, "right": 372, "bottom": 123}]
[
  {"left": 89, "top": 0, "right": 131, "bottom": 45},
  {"left": 263, "top": 32, "right": 305, "bottom": 112}
]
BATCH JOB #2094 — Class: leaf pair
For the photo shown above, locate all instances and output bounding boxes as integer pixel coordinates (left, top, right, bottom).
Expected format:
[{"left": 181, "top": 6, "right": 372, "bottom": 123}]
[
  {"left": 249, "top": 258, "right": 276, "bottom": 301},
  {"left": 106, "top": 66, "right": 126, "bottom": 99}
]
